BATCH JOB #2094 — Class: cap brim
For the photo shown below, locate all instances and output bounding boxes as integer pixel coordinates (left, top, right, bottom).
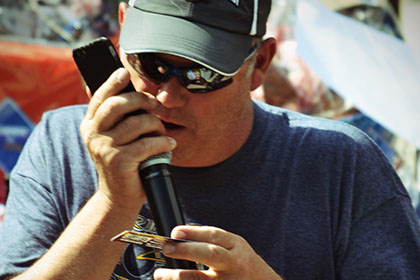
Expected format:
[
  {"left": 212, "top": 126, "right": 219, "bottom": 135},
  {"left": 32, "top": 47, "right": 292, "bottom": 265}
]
[{"left": 120, "top": 7, "right": 254, "bottom": 76}]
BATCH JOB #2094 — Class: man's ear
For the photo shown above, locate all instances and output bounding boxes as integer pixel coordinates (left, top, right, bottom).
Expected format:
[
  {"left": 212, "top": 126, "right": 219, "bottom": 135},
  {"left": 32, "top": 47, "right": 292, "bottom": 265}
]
[
  {"left": 119, "top": 2, "right": 129, "bottom": 27},
  {"left": 250, "top": 37, "right": 277, "bottom": 91}
]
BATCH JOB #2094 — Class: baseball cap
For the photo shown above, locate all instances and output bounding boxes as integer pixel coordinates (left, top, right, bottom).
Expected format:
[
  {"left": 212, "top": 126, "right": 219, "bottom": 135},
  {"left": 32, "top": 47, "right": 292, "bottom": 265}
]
[{"left": 120, "top": 0, "right": 271, "bottom": 76}]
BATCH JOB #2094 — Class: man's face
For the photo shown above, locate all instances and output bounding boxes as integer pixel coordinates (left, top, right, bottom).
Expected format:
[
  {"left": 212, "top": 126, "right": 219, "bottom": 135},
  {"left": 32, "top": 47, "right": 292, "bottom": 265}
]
[{"left": 120, "top": 52, "right": 254, "bottom": 167}]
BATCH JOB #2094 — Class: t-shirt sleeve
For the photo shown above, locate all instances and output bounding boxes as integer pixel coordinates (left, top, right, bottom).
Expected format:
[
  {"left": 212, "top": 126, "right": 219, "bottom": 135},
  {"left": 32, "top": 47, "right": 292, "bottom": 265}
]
[
  {"left": 0, "top": 116, "right": 66, "bottom": 278},
  {"left": 338, "top": 195, "right": 420, "bottom": 279},
  {"left": 334, "top": 129, "right": 420, "bottom": 279}
]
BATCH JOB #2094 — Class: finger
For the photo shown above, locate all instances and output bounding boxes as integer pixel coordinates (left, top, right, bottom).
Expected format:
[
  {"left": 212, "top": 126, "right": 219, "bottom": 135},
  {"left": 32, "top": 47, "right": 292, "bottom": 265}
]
[
  {"left": 172, "top": 226, "right": 236, "bottom": 250},
  {"left": 162, "top": 226, "right": 239, "bottom": 270},
  {"left": 85, "top": 68, "right": 132, "bottom": 120},
  {"left": 163, "top": 239, "right": 232, "bottom": 271},
  {"left": 95, "top": 92, "right": 157, "bottom": 132},
  {"left": 124, "top": 135, "right": 177, "bottom": 164},
  {"left": 154, "top": 268, "right": 214, "bottom": 280},
  {"left": 106, "top": 114, "right": 166, "bottom": 146}
]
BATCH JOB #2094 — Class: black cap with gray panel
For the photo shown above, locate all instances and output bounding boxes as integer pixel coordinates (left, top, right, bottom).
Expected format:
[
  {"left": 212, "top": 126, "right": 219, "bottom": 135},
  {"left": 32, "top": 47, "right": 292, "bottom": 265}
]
[{"left": 120, "top": 0, "right": 271, "bottom": 76}]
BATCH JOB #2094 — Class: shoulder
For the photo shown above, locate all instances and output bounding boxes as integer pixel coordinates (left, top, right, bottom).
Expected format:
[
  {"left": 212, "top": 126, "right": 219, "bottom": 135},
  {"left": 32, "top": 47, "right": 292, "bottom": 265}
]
[
  {"left": 34, "top": 103, "right": 88, "bottom": 141},
  {"left": 253, "top": 100, "right": 372, "bottom": 150},
  {"left": 40, "top": 104, "right": 88, "bottom": 126},
  {"left": 251, "top": 101, "right": 395, "bottom": 185},
  {"left": 12, "top": 104, "right": 89, "bottom": 178},
  {"left": 33, "top": 105, "right": 88, "bottom": 141}
]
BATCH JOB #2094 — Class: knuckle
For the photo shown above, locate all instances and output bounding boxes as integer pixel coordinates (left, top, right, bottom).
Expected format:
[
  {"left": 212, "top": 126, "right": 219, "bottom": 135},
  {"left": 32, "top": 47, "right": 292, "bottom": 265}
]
[
  {"left": 103, "top": 97, "right": 123, "bottom": 115},
  {"left": 235, "top": 235, "right": 248, "bottom": 246},
  {"left": 97, "top": 145, "right": 130, "bottom": 172},
  {"left": 80, "top": 122, "right": 88, "bottom": 140},
  {"left": 149, "top": 115, "right": 165, "bottom": 133},
  {"left": 105, "top": 68, "right": 128, "bottom": 90},
  {"left": 207, "top": 226, "right": 226, "bottom": 245},
  {"left": 118, "top": 115, "right": 158, "bottom": 139},
  {"left": 207, "top": 244, "right": 224, "bottom": 264},
  {"left": 80, "top": 121, "right": 95, "bottom": 146},
  {"left": 82, "top": 132, "right": 120, "bottom": 167},
  {"left": 89, "top": 138, "right": 110, "bottom": 158},
  {"left": 140, "top": 113, "right": 160, "bottom": 125},
  {"left": 103, "top": 148, "right": 124, "bottom": 169},
  {"left": 120, "top": 116, "right": 137, "bottom": 132},
  {"left": 137, "top": 138, "right": 154, "bottom": 156}
]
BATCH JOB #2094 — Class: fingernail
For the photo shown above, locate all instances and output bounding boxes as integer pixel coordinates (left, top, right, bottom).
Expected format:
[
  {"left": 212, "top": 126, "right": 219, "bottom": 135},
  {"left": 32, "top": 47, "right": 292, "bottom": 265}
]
[
  {"left": 168, "top": 137, "right": 177, "bottom": 149},
  {"left": 117, "top": 68, "right": 129, "bottom": 82},
  {"left": 175, "top": 231, "right": 186, "bottom": 240},
  {"left": 163, "top": 243, "right": 176, "bottom": 254}
]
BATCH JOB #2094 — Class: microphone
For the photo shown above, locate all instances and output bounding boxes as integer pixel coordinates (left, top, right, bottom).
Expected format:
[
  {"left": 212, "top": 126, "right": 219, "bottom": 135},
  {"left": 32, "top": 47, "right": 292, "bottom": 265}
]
[
  {"left": 139, "top": 153, "right": 196, "bottom": 269},
  {"left": 72, "top": 38, "right": 195, "bottom": 268}
]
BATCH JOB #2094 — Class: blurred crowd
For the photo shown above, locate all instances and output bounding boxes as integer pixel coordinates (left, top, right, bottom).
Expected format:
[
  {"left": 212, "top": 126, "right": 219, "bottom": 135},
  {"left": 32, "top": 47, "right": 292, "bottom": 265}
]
[{"left": 0, "top": 0, "right": 120, "bottom": 44}]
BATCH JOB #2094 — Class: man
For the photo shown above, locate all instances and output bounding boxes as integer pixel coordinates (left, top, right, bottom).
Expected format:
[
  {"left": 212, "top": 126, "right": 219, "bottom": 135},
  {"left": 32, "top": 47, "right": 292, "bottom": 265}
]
[{"left": 1, "top": 0, "right": 420, "bottom": 279}]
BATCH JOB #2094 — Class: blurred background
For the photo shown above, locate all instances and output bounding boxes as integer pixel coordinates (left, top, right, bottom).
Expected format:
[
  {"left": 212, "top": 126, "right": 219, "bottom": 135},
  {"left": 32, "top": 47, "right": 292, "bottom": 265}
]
[{"left": 0, "top": 0, "right": 419, "bottom": 222}]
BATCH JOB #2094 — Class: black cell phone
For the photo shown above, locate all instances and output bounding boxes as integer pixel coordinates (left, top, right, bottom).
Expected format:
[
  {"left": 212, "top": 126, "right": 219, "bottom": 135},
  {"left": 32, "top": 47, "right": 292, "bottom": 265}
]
[
  {"left": 72, "top": 37, "right": 145, "bottom": 115},
  {"left": 72, "top": 37, "right": 137, "bottom": 95}
]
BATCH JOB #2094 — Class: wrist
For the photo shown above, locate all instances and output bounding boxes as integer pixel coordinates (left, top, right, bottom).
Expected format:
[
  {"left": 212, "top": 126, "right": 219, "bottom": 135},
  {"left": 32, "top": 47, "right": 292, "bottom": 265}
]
[{"left": 94, "top": 188, "right": 146, "bottom": 214}]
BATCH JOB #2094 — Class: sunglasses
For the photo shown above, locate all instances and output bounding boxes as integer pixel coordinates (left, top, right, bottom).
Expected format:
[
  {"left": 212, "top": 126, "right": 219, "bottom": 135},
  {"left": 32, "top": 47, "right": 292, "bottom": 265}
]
[{"left": 126, "top": 44, "right": 259, "bottom": 94}]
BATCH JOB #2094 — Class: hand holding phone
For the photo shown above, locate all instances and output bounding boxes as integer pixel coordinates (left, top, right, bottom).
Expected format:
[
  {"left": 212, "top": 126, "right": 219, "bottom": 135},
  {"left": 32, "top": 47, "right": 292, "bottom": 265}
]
[{"left": 72, "top": 37, "right": 196, "bottom": 270}]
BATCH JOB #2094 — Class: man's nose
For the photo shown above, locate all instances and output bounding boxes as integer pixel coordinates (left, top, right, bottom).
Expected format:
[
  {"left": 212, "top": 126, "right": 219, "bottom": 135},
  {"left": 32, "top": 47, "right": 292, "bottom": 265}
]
[{"left": 155, "top": 76, "right": 188, "bottom": 108}]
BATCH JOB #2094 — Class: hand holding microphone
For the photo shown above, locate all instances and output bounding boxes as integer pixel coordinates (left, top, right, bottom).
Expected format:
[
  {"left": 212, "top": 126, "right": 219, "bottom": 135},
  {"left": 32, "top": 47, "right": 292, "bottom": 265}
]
[{"left": 73, "top": 37, "right": 195, "bottom": 269}]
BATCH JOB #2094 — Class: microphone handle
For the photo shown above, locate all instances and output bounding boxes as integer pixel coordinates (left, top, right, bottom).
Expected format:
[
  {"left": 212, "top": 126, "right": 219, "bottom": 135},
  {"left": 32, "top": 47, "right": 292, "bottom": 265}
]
[{"left": 139, "top": 163, "right": 197, "bottom": 269}]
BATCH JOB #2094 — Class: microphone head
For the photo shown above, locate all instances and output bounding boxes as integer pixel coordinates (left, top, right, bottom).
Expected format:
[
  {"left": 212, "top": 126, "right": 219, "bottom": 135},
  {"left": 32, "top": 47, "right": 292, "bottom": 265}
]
[{"left": 139, "top": 152, "right": 172, "bottom": 170}]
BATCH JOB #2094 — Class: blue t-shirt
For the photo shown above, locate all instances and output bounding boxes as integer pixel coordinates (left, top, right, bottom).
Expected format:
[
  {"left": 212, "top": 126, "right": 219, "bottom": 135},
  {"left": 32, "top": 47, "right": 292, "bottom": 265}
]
[{"left": 1, "top": 101, "right": 420, "bottom": 279}]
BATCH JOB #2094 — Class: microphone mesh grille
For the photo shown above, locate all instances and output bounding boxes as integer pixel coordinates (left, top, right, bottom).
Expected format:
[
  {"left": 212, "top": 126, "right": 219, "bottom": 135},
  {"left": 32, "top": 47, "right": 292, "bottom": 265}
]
[{"left": 139, "top": 151, "right": 172, "bottom": 170}]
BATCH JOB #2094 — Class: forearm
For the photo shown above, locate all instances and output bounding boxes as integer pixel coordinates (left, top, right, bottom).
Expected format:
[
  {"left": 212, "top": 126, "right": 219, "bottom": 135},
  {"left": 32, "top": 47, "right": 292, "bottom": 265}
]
[{"left": 13, "top": 190, "right": 143, "bottom": 280}]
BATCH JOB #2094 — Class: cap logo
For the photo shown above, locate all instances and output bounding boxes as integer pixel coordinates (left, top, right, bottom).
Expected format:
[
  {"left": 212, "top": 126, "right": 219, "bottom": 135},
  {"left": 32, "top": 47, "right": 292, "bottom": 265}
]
[
  {"left": 229, "top": 0, "right": 240, "bottom": 6},
  {"left": 249, "top": 0, "right": 258, "bottom": 35}
]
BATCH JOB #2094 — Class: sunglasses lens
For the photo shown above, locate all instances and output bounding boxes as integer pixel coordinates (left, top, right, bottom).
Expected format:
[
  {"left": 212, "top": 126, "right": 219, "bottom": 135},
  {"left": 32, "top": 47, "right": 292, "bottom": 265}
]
[
  {"left": 130, "top": 53, "right": 233, "bottom": 93},
  {"left": 179, "top": 68, "right": 231, "bottom": 93},
  {"left": 137, "top": 54, "right": 169, "bottom": 83}
]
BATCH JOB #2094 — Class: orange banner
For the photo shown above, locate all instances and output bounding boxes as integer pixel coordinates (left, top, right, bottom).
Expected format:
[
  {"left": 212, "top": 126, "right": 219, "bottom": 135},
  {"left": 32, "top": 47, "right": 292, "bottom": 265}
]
[{"left": 0, "top": 40, "right": 88, "bottom": 123}]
